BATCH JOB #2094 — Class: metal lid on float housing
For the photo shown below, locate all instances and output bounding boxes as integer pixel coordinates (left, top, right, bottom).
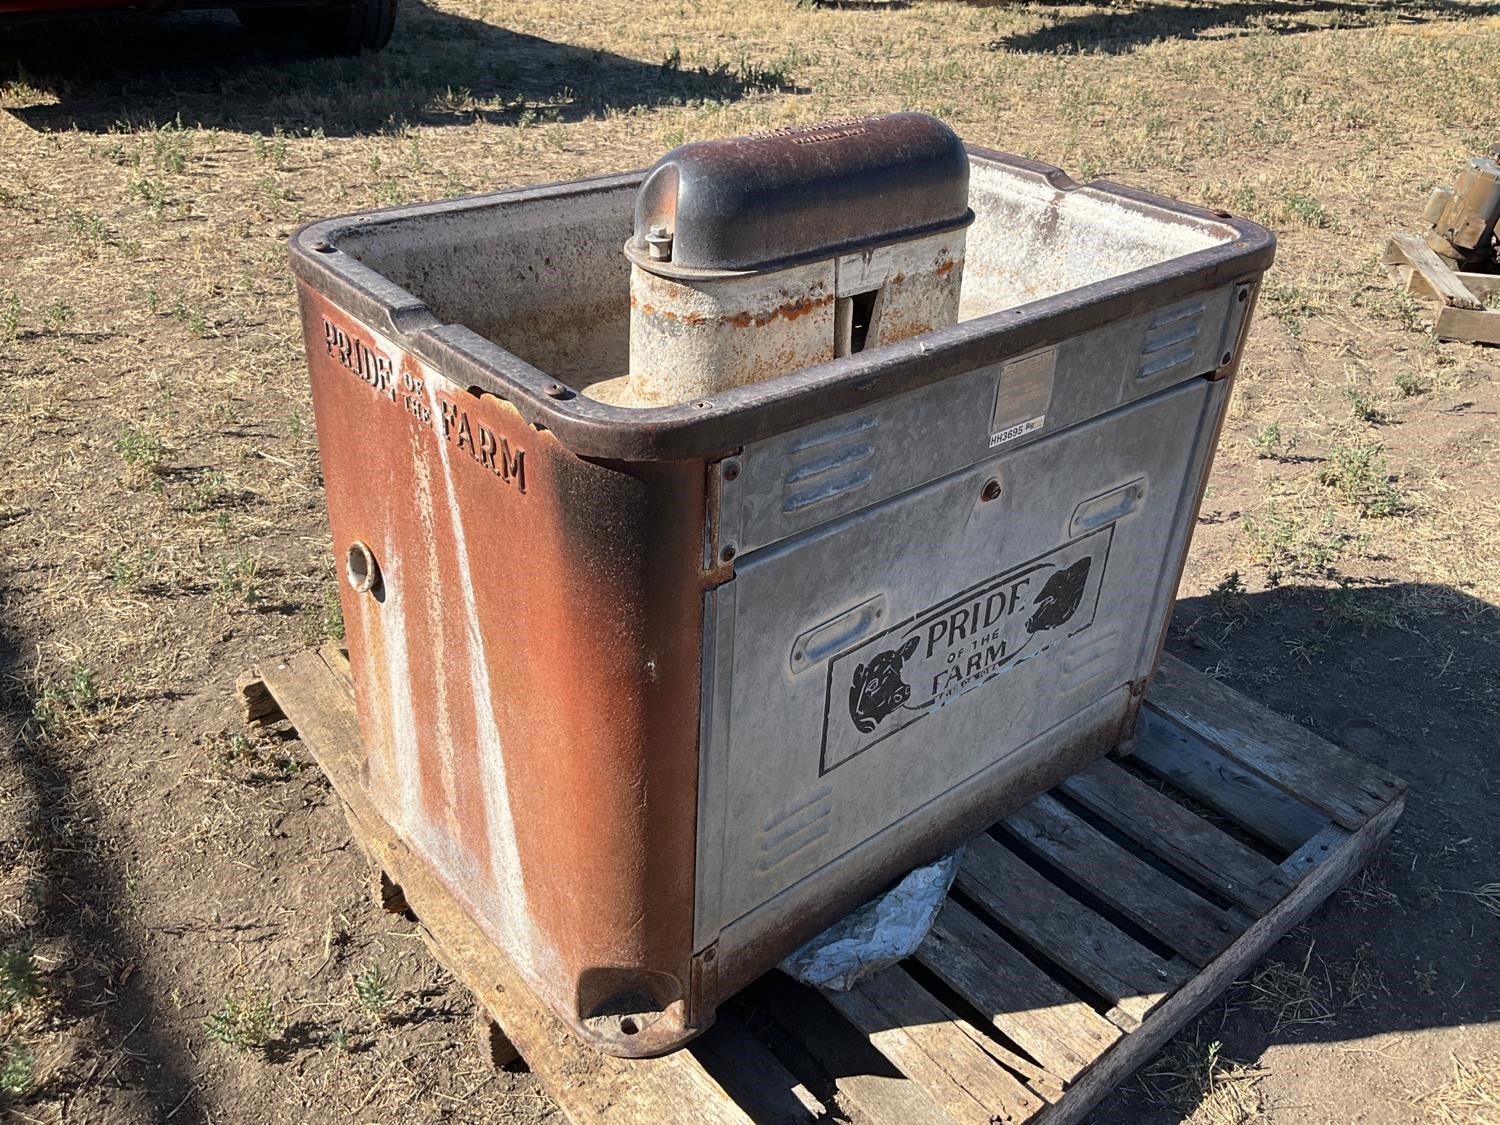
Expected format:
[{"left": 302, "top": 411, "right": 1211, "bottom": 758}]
[{"left": 625, "top": 112, "right": 974, "bottom": 278}]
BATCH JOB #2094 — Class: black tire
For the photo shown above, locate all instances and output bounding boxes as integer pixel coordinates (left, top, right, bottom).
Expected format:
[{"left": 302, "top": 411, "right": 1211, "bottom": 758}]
[{"left": 237, "top": 0, "right": 396, "bottom": 55}]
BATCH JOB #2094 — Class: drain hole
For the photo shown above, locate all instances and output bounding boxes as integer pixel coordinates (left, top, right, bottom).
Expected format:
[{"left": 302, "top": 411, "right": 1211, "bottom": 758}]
[
  {"left": 345, "top": 541, "right": 379, "bottom": 594},
  {"left": 619, "top": 1017, "right": 639, "bottom": 1035}
]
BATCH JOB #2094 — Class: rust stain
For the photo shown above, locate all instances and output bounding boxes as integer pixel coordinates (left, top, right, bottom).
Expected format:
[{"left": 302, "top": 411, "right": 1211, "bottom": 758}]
[
  {"left": 726, "top": 292, "right": 835, "bottom": 329},
  {"left": 303, "top": 286, "right": 709, "bottom": 1058},
  {"left": 629, "top": 294, "right": 707, "bottom": 326}
]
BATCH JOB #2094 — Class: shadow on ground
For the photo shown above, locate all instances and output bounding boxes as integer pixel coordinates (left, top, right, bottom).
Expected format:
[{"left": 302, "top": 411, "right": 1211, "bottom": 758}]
[
  {"left": 995, "top": 0, "right": 1500, "bottom": 55},
  {"left": 0, "top": 2, "right": 794, "bottom": 135},
  {"left": 0, "top": 606, "right": 203, "bottom": 1118}
]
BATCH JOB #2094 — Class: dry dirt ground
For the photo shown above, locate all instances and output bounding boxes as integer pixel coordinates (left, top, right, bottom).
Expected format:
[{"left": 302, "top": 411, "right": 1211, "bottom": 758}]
[{"left": 1, "top": 0, "right": 1498, "bottom": 1121}]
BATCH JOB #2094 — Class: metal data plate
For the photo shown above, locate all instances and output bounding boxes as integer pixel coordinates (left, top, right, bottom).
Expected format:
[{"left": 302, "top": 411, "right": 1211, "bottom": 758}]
[{"left": 698, "top": 376, "right": 1220, "bottom": 941}]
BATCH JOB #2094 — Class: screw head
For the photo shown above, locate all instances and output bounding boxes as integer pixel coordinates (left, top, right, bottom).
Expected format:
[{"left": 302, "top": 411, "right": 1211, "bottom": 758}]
[
  {"left": 981, "top": 478, "right": 1002, "bottom": 503},
  {"left": 721, "top": 460, "right": 740, "bottom": 482},
  {"left": 544, "top": 382, "right": 570, "bottom": 399},
  {"left": 312, "top": 239, "right": 334, "bottom": 253},
  {"left": 720, "top": 545, "right": 736, "bottom": 564}
]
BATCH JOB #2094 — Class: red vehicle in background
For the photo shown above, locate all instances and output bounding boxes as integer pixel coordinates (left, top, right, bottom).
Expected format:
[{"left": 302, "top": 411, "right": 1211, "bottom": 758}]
[{"left": 0, "top": 0, "right": 397, "bottom": 54}]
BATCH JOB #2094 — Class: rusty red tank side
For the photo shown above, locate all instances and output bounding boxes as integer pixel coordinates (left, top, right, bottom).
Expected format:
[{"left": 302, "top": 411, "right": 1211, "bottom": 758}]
[{"left": 299, "top": 285, "right": 710, "bottom": 1056}]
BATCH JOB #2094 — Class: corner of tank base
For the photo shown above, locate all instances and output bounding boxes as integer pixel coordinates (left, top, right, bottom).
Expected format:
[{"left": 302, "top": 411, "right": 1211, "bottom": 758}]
[{"left": 564, "top": 996, "right": 711, "bottom": 1058}]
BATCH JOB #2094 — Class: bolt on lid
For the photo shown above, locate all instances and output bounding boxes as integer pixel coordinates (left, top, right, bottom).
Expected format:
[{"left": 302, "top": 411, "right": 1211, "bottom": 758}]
[{"left": 625, "top": 112, "right": 973, "bottom": 278}]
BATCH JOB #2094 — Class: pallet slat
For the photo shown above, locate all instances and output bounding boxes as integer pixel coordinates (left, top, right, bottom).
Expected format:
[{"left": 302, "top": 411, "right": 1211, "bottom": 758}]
[
  {"left": 1003, "top": 794, "right": 1241, "bottom": 967},
  {"left": 755, "top": 973, "right": 959, "bottom": 1125},
  {"left": 956, "top": 833, "right": 1189, "bottom": 1026},
  {"left": 1131, "top": 709, "right": 1327, "bottom": 854},
  {"left": 1059, "top": 758, "right": 1294, "bottom": 913},
  {"left": 825, "top": 968, "right": 1045, "bottom": 1124},
  {"left": 242, "top": 643, "right": 1405, "bottom": 1125},
  {"left": 1149, "top": 655, "right": 1405, "bottom": 829},
  {"left": 918, "top": 901, "right": 1120, "bottom": 1082},
  {"left": 1031, "top": 798, "right": 1404, "bottom": 1125},
  {"left": 688, "top": 1017, "right": 824, "bottom": 1123}
]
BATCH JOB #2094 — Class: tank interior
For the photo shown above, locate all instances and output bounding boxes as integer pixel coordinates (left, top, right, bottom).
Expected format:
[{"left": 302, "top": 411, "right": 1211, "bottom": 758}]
[{"left": 331, "top": 156, "right": 1233, "bottom": 405}]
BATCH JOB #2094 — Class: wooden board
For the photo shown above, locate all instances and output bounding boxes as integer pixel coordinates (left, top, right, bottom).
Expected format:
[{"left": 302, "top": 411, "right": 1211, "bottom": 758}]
[
  {"left": 1383, "top": 233, "right": 1483, "bottom": 309},
  {"left": 1434, "top": 304, "right": 1500, "bottom": 345},
  {"left": 1384, "top": 232, "right": 1500, "bottom": 343},
  {"left": 240, "top": 646, "right": 1404, "bottom": 1125}
]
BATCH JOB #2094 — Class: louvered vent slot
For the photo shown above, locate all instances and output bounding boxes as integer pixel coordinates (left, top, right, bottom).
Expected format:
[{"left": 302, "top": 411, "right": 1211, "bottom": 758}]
[
  {"left": 1137, "top": 301, "right": 1205, "bottom": 380},
  {"left": 782, "top": 415, "right": 878, "bottom": 514},
  {"left": 757, "top": 785, "right": 834, "bottom": 871}
]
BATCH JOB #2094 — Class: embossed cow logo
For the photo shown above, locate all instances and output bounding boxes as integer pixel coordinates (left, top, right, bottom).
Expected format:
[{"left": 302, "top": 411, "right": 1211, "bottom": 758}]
[
  {"left": 1026, "top": 557, "right": 1091, "bottom": 634},
  {"left": 848, "top": 635, "right": 920, "bottom": 733}
]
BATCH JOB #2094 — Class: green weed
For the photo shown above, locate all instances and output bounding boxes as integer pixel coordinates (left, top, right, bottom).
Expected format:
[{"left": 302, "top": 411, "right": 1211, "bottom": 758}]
[
  {"left": 302, "top": 587, "right": 344, "bottom": 644},
  {"left": 1262, "top": 281, "right": 1314, "bottom": 336},
  {"left": 205, "top": 992, "right": 280, "bottom": 1052},
  {"left": 215, "top": 550, "right": 262, "bottom": 606},
  {"left": 252, "top": 129, "right": 289, "bottom": 167},
  {"left": 1242, "top": 504, "right": 1362, "bottom": 584},
  {"left": 1282, "top": 192, "right": 1334, "bottom": 229},
  {"left": 116, "top": 425, "right": 165, "bottom": 484},
  {"left": 190, "top": 470, "right": 230, "bottom": 512},
  {"left": 127, "top": 174, "right": 169, "bottom": 217},
  {"left": 0, "top": 944, "right": 42, "bottom": 1010},
  {"left": 1325, "top": 579, "right": 1401, "bottom": 630},
  {"left": 1318, "top": 444, "right": 1407, "bottom": 517},
  {"left": 1393, "top": 370, "right": 1428, "bottom": 397},
  {"left": 66, "top": 209, "right": 112, "bottom": 257},
  {"left": 43, "top": 301, "right": 71, "bottom": 333},
  {"left": 1209, "top": 571, "right": 1249, "bottom": 620},
  {"left": 1250, "top": 421, "right": 1289, "bottom": 459},
  {"left": 1, "top": 295, "right": 19, "bottom": 340},
  {"left": 354, "top": 964, "right": 393, "bottom": 1015},
  {"left": 0, "top": 1045, "right": 34, "bottom": 1095},
  {"left": 149, "top": 118, "right": 193, "bottom": 174},
  {"left": 1343, "top": 387, "right": 1386, "bottom": 424},
  {"left": 30, "top": 661, "right": 100, "bottom": 739}
]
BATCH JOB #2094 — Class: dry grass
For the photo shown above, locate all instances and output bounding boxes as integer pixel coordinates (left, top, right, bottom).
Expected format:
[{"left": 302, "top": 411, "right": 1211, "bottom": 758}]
[
  {"left": 1143, "top": 1034, "right": 1269, "bottom": 1124},
  {"left": 2, "top": 0, "right": 1498, "bottom": 1120},
  {"left": 1417, "top": 1054, "right": 1500, "bottom": 1124},
  {"left": 1243, "top": 939, "right": 1385, "bottom": 1033}
]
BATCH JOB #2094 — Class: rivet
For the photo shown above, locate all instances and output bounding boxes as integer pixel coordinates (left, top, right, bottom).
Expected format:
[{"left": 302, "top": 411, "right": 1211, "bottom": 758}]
[
  {"left": 544, "top": 382, "right": 570, "bottom": 399},
  {"left": 720, "top": 545, "right": 736, "bottom": 563},
  {"left": 313, "top": 239, "right": 334, "bottom": 252},
  {"left": 721, "top": 460, "right": 740, "bottom": 482},
  {"left": 981, "top": 478, "right": 1002, "bottom": 503}
]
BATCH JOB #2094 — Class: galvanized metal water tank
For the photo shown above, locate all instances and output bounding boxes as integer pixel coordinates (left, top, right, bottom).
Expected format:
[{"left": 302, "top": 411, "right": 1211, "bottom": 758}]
[{"left": 289, "top": 113, "right": 1274, "bottom": 1057}]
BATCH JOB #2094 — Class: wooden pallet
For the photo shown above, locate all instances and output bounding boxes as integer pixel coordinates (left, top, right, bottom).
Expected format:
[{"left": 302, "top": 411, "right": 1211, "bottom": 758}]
[
  {"left": 237, "top": 647, "right": 1404, "bottom": 1125},
  {"left": 1385, "top": 232, "right": 1500, "bottom": 344}
]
